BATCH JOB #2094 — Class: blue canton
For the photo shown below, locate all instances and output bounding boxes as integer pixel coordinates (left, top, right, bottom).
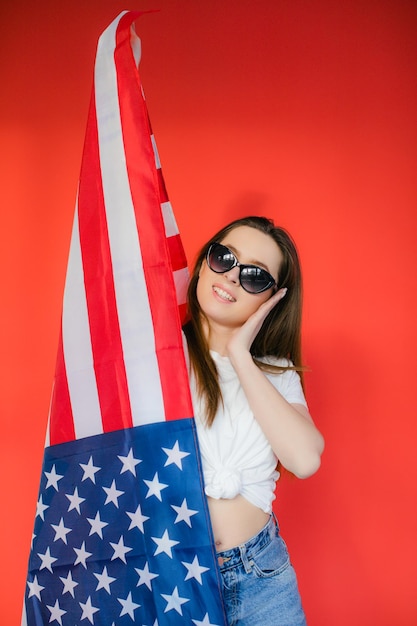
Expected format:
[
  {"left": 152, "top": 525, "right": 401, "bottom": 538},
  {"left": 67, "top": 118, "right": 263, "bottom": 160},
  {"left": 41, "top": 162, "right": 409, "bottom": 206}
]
[{"left": 25, "top": 419, "right": 226, "bottom": 626}]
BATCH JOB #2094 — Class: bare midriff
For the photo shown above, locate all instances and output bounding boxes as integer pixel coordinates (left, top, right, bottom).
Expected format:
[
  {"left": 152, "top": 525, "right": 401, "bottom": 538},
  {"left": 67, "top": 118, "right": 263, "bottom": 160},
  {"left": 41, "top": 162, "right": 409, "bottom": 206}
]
[{"left": 207, "top": 494, "right": 270, "bottom": 552}]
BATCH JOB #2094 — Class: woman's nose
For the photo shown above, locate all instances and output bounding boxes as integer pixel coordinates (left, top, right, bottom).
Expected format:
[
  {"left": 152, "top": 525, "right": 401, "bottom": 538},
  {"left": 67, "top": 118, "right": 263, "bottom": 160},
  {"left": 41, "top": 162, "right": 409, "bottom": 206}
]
[{"left": 224, "top": 265, "right": 240, "bottom": 284}]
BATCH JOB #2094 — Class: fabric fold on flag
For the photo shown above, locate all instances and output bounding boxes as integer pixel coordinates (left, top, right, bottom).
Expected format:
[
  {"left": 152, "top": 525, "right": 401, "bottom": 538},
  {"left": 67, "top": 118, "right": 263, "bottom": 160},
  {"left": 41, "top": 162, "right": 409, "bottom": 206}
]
[{"left": 23, "top": 11, "right": 227, "bottom": 626}]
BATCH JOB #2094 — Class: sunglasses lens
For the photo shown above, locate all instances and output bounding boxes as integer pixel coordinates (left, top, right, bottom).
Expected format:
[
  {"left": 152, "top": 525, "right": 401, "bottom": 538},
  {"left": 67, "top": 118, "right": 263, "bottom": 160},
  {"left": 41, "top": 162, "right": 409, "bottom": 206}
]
[
  {"left": 240, "top": 267, "right": 274, "bottom": 294},
  {"left": 207, "top": 244, "right": 235, "bottom": 272}
]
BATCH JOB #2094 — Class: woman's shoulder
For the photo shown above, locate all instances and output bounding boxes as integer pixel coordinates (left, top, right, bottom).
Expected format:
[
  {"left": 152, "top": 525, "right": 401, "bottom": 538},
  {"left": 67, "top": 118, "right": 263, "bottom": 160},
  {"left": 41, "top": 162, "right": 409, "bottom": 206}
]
[{"left": 257, "top": 355, "right": 307, "bottom": 406}]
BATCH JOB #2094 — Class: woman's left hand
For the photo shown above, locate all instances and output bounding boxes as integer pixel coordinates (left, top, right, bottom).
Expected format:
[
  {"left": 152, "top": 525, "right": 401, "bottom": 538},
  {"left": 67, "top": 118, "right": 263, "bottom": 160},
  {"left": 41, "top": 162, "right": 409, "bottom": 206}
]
[{"left": 227, "top": 288, "right": 287, "bottom": 358}]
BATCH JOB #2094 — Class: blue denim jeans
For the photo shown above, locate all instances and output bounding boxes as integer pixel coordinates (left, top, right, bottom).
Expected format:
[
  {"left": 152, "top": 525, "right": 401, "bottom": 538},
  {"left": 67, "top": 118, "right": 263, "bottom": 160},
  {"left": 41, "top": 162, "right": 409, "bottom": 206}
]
[{"left": 216, "top": 514, "right": 307, "bottom": 625}]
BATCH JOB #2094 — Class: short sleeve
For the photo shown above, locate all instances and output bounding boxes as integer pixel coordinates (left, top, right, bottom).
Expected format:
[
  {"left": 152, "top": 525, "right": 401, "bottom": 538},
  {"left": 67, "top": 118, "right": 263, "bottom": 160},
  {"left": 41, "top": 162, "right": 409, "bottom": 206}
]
[{"left": 264, "top": 361, "right": 308, "bottom": 408}]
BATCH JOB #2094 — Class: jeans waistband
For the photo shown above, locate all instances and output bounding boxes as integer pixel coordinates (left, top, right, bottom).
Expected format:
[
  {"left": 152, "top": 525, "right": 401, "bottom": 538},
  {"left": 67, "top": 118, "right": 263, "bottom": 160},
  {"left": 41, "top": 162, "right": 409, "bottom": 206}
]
[{"left": 216, "top": 513, "right": 278, "bottom": 573}]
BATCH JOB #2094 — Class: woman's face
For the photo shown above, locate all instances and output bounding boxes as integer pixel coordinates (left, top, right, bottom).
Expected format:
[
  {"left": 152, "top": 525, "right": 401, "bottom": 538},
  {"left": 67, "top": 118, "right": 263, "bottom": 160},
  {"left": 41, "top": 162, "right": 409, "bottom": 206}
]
[{"left": 196, "top": 225, "right": 283, "bottom": 331}]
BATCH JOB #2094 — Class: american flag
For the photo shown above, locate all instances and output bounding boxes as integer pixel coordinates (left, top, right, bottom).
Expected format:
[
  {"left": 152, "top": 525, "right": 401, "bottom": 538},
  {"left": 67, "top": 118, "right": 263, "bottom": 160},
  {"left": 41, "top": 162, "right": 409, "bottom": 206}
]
[{"left": 22, "top": 11, "right": 227, "bottom": 626}]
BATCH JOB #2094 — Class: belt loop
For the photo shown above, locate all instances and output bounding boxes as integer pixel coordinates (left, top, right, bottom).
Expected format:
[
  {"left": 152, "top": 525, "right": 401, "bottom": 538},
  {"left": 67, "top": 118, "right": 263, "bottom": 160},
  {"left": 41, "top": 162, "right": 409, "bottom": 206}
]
[{"left": 239, "top": 544, "right": 253, "bottom": 574}]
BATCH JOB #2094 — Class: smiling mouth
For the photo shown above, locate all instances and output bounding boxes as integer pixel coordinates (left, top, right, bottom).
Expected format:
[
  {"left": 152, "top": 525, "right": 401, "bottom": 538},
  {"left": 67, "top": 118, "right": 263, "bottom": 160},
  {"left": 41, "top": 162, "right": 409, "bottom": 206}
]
[{"left": 213, "top": 286, "right": 236, "bottom": 302}]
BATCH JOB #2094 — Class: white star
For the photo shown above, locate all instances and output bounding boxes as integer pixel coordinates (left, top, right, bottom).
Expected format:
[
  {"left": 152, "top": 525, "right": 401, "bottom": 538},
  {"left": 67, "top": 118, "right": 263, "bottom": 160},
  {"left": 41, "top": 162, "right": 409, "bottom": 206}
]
[
  {"left": 171, "top": 498, "right": 198, "bottom": 527},
  {"left": 73, "top": 541, "right": 92, "bottom": 568},
  {"left": 118, "top": 591, "right": 141, "bottom": 619},
  {"left": 192, "top": 613, "right": 221, "bottom": 626},
  {"left": 46, "top": 599, "right": 66, "bottom": 626},
  {"left": 51, "top": 518, "right": 72, "bottom": 544},
  {"left": 80, "top": 456, "right": 101, "bottom": 483},
  {"left": 44, "top": 464, "right": 64, "bottom": 490},
  {"left": 27, "top": 575, "right": 44, "bottom": 600},
  {"left": 66, "top": 486, "right": 85, "bottom": 513},
  {"left": 162, "top": 440, "right": 190, "bottom": 469},
  {"left": 36, "top": 495, "right": 48, "bottom": 521},
  {"left": 110, "top": 535, "right": 132, "bottom": 564},
  {"left": 87, "top": 511, "right": 108, "bottom": 539},
  {"left": 103, "top": 479, "right": 124, "bottom": 507},
  {"left": 161, "top": 586, "right": 189, "bottom": 615},
  {"left": 79, "top": 596, "right": 99, "bottom": 624},
  {"left": 94, "top": 566, "right": 116, "bottom": 594},
  {"left": 182, "top": 555, "right": 210, "bottom": 584},
  {"left": 38, "top": 547, "right": 57, "bottom": 572},
  {"left": 144, "top": 472, "right": 168, "bottom": 501},
  {"left": 151, "top": 529, "right": 179, "bottom": 558},
  {"left": 118, "top": 448, "right": 142, "bottom": 476},
  {"left": 135, "top": 562, "right": 159, "bottom": 590},
  {"left": 59, "top": 570, "right": 78, "bottom": 598},
  {"left": 126, "top": 503, "right": 149, "bottom": 532}
]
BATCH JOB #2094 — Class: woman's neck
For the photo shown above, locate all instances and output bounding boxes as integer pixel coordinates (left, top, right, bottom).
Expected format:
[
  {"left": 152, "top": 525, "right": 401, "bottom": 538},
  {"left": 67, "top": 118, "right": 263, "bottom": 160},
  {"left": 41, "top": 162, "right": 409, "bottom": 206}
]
[{"left": 201, "top": 318, "right": 233, "bottom": 356}]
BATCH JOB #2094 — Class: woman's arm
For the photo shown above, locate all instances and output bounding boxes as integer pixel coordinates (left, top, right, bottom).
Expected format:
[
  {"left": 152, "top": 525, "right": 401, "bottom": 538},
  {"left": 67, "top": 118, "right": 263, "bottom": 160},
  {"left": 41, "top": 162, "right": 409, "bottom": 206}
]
[{"left": 227, "top": 290, "right": 324, "bottom": 478}]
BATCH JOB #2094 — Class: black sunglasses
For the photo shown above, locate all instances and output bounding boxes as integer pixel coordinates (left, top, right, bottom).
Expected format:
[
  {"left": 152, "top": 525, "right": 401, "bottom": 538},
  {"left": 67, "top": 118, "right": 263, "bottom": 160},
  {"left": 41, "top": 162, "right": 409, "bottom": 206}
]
[{"left": 206, "top": 242, "right": 277, "bottom": 294}]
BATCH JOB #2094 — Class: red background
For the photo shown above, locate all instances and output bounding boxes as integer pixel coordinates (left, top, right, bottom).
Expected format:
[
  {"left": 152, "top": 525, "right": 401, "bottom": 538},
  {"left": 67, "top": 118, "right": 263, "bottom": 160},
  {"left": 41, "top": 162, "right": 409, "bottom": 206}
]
[{"left": 1, "top": 1, "right": 416, "bottom": 624}]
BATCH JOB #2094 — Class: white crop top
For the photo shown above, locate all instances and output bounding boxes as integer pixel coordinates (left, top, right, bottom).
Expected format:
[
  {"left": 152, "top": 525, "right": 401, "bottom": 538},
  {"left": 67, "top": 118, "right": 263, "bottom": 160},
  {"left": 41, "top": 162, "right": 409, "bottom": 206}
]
[{"left": 186, "top": 344, "right": 308, "bottom": 514}]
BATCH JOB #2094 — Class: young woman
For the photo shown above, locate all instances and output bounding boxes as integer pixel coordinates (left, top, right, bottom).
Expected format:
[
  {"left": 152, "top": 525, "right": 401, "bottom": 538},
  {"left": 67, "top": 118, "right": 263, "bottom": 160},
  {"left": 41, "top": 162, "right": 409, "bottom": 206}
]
[{"left": 183, "top": 216, "right": 324, "bottom": 625}]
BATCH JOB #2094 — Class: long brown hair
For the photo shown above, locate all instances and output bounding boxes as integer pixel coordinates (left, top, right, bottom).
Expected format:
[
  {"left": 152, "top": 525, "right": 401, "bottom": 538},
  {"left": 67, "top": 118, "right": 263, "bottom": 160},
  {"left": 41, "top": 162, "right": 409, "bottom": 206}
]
[{"left": 183, "top": 216, "right": 305, "bottom": 426}]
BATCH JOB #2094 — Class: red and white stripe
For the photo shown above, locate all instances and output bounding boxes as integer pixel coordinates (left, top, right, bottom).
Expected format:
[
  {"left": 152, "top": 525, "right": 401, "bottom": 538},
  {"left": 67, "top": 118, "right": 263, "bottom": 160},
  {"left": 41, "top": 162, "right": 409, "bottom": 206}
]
[{"left": 46, "top": 11, "right": 192, "bottom": 446}]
